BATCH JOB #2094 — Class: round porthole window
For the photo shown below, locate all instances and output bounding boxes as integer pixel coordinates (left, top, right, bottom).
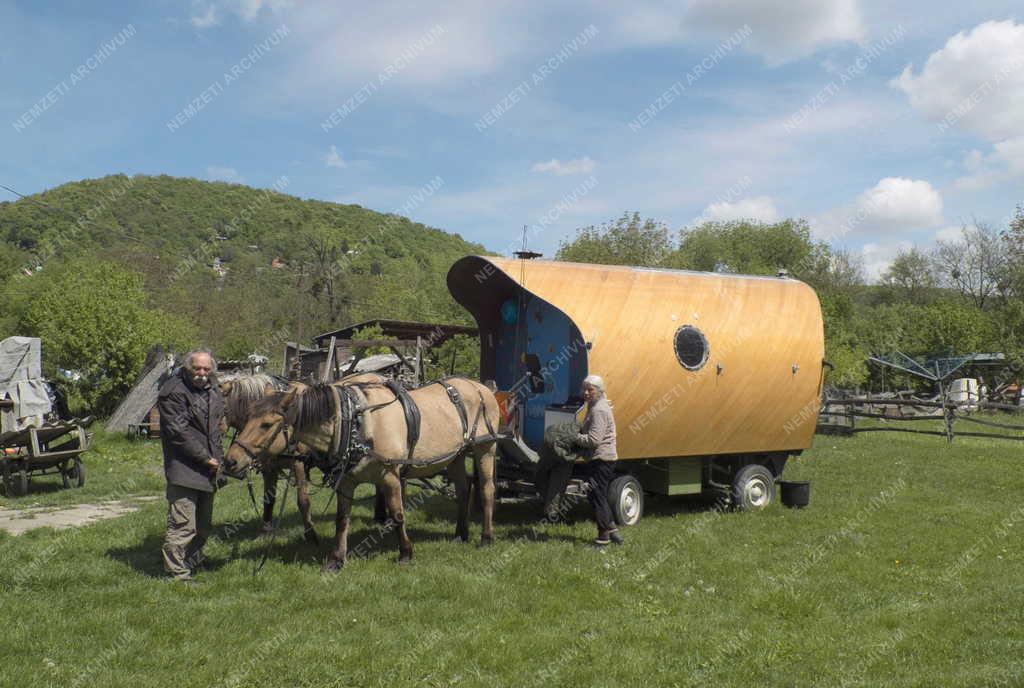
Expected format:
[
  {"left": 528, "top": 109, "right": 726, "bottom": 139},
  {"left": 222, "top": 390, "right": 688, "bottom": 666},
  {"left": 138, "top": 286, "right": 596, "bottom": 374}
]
[{"left": 674, "top": 325, "right": 709, "bottom": 371}]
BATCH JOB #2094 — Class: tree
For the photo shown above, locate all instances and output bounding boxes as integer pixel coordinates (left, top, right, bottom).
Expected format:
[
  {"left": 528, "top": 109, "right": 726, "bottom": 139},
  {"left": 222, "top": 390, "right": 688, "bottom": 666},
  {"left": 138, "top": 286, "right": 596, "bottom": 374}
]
[
  {"left": 673, "top": 218, "right": 823, "bottom": 276},
  {"left": 300, "top": 224, "right": 348, "bottom": 324},
  {"left": 801, "top": 248, "right": 865, "bottom": 296},
  {"left": 14, "top": 259, "right": 195, "bottom": 414},
  {"left": 820, "top": 294, "right": 868, "bottom": 387},
  {"left": 880, "top": 248, "right": 937, "bottom": 305},
  {"left": 1001, "top": 204, "right": 1024, "bottom": 296},
  {"left": 910, "top": 299, "right": 1000, "bottom": 356},
  {"left": 932, "top": 222, "right": 1007, "bottom": 309},
  {"left": 556, "top": 212, "right": 671, "bottom": 267}
]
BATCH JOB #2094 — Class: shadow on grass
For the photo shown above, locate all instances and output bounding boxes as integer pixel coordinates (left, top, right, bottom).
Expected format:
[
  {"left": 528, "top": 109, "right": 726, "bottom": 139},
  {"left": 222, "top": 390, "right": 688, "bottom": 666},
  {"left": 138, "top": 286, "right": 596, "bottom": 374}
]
[
  {"left": 104, "top": 486, "right": 725, "bottom": 577},
  {"left": 103, "top": 504, "right": 491, "bottom": 575}
]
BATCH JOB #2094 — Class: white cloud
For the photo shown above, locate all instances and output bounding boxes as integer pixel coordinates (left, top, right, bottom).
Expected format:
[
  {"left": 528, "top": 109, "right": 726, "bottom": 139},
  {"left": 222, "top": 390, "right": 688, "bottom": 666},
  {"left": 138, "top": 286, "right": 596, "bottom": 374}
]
[
  {"left": 530, "top": 156, "right": 596, "bottom": 176},
  {"left": 857, "top": 177, "right": 943, "bottom": 228},
  {"left": 861, "top": 239, "right": 913, "bottom": 282},
  {"left": 963, "top": 149, "right": 984, "bottom": 172},
  {"left": 190, "top": 0, "right": 290, "bottom": 28},
  {"left": 934, "top": 225, "right": 964, "bottom": 243},
  {"left": 206, "top": 165, "right": 243, "bottom": 183},
  {"left": 324, "top": 145, "right": 346, "bottom": 168},
  {"left": 684, "top": 0, "right": 864, "bottom": 64},
  {"left": 694, "top": 196, "right": 779, "bottom": 223},
  {"left": 954, "top": 136, "right": 1024, "bottom": 190},
  {"left": 814, "top": 177, "right": 943, "bottom": 238},
  {"left": 190, "top": 5, "right": 219, "bottom": 28},
  {"left": 892, "top": 20, "right": 1024, "bottom": 142}
]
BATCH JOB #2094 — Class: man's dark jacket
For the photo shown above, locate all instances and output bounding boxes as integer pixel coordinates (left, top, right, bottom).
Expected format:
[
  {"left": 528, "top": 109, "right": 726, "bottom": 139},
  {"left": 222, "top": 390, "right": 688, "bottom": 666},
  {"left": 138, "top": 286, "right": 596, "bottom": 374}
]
[{"left": 158, "top": 368, "right": 224, "bottom": 492}]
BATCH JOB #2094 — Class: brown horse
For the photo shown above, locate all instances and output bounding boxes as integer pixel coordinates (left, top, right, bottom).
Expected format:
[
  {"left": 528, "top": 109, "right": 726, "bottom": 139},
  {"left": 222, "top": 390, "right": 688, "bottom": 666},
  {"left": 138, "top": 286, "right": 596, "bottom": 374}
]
[
  {"left": 225, "top": 376, "right": 500, "bottom": 571},
  {"left": 220, "top": 372, "right": 393, "bottom": 543},
  {"left": 219, "top": 373, "right": 319, "bottom": 542}
]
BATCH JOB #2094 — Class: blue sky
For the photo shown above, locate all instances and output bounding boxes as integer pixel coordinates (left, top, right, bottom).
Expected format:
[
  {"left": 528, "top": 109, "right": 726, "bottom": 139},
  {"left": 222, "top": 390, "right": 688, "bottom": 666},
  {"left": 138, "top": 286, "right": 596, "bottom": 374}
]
[{"left": 3, "top": 1, "right": 1023, "bottom": 279}]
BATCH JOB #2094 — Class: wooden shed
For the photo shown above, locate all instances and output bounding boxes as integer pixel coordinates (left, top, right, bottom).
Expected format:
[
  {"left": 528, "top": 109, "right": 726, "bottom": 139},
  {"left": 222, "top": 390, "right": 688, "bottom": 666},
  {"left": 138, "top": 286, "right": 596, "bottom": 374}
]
[{"left": 447, "top": 255, "right": 825, "bottom": 512}]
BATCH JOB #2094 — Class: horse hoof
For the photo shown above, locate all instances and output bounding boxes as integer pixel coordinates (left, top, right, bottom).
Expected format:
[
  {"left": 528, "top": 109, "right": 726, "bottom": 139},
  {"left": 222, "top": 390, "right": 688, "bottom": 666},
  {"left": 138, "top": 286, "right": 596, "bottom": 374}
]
[
  {"left": 304, "top": 529, "right": 320, "bottom": 545},
  {"left": 398, "top": 556, "right": 412, "bottom": 566},
  {"left": 321, "top": 559, "right": 344, "bottom": 574},
  {"left": 479, "top": 535, "right": 494, "bottom": 547}
]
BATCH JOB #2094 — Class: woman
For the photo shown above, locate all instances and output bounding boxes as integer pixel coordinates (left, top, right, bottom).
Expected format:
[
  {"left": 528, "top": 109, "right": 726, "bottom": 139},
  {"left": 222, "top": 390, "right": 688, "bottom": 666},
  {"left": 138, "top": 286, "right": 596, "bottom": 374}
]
[{"left": 575, "top": 374, "right": 622, "bottom": 546}]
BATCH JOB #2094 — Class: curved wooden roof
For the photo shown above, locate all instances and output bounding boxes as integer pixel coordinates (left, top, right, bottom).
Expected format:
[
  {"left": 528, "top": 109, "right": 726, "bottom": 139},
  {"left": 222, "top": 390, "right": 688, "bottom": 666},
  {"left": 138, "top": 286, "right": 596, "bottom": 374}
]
[{"left": 448, "top": 256, "right": 825, "bottom": 459}]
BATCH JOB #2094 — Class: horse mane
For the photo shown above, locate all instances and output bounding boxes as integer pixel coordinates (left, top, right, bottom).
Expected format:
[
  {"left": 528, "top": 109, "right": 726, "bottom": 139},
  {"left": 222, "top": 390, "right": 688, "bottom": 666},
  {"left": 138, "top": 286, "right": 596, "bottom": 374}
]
[
  {"left": 288, "top": 384, "right": 336, "bottom": 430},
  {"left": 223, "top": 373, "right": 290, "bottom": 428},
  {"left": 244, "top": 383, "right": 336, "bottom": 431}
]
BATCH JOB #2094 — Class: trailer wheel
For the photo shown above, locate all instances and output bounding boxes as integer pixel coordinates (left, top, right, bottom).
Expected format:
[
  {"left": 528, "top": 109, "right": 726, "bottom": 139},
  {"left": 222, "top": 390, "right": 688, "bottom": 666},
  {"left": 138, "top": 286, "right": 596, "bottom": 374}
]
[
  {"left": 609, "top": 475, "right": 644, "bottom": 526},
  {"left": 62, "top": 458, "right": 85, "bottom": 488},
  {"left": 731, "top": 464, "right": 774, "bottom": 511}
]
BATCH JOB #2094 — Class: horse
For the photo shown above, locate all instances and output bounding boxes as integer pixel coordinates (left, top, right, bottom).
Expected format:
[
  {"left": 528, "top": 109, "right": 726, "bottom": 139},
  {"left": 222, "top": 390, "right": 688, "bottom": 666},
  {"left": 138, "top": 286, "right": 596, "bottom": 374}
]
[
  {"left": 219, "top": 372, "right": 394, "bottom": 543},
  {"left": 219, "top": 373, "right": 320, "bottom": 543},
  {"left": 224, "top": 376, "right": 501, "bottom": 571}
]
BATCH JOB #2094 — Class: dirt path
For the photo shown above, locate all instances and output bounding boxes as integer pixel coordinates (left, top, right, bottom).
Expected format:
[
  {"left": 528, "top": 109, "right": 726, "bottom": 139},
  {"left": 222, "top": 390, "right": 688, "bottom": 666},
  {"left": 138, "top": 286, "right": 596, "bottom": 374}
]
[{"left": 0, "top": 496, "right": 161, "bottom": 535}]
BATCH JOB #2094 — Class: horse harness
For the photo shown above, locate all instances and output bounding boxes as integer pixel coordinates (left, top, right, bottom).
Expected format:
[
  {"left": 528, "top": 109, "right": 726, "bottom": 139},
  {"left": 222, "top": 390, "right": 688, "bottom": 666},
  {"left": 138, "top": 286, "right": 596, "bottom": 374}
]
[{"left": 322, "top": 377, "right": 502, "bottom": 485}]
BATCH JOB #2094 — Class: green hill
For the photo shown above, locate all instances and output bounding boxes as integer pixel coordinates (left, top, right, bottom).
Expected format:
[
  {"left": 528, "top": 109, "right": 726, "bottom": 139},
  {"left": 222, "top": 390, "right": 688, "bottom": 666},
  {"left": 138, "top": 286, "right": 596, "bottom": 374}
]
[{"left": 0, "top": 174, "right": 485, "bottom": 354}]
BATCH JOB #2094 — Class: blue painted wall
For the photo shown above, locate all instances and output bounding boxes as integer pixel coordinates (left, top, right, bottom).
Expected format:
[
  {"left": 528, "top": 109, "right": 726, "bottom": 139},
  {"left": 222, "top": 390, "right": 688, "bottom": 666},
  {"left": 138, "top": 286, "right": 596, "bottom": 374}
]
[{"left": 494, "top": 293, "right": 588, "bottom": 450}]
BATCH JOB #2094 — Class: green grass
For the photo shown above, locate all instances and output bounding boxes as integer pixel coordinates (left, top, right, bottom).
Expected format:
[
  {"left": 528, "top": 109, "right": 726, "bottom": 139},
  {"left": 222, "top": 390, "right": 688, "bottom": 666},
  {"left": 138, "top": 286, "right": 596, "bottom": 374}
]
[{"left": 1, "top": 427, "right": 1022, "bottom": 687}]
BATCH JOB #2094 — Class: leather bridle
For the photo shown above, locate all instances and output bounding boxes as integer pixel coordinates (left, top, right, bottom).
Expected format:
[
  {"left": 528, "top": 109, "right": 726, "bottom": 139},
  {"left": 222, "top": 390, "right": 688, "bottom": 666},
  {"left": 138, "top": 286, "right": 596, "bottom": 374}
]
[{"left": 228, "top": 414, "right": 292, "bottom": 473}]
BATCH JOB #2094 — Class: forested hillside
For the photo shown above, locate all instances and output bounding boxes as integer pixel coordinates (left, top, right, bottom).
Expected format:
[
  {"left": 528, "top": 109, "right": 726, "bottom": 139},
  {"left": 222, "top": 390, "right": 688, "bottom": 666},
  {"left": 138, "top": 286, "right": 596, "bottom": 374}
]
[{"left": 0, "top": 174, "right": 484, "bottom": 411}]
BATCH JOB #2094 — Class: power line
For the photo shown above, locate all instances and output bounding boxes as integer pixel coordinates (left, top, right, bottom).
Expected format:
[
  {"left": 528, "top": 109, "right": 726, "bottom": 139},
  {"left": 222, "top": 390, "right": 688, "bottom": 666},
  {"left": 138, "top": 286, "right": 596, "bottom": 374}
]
[{"left": 0, "top": 183, "right": 82, "bottom": 222}]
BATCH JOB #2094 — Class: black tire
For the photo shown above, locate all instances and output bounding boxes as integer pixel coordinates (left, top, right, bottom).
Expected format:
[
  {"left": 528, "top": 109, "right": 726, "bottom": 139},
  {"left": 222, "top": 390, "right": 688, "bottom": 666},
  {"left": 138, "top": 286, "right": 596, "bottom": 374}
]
[
  {"left": 1, "top": 461, "right": 11, "bottom": 496},
  {"left": 608, "top": 475, "right": 644, "bottom": 526},
  {"left": 72, "top": 458, "right": 85, "bottom": 487},
  {"left": 731, "top": 464, "right": 775, "bottom": 511},
  {"left": 14, "top": 464, "right": 28, "bottom": 496},
  {"left": 62, "top": 458, "right": 85, "bottom": 488}
]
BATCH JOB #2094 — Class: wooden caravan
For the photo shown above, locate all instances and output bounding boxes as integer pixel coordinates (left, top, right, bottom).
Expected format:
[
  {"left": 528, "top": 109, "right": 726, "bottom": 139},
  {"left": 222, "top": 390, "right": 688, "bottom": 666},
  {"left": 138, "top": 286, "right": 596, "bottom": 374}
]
[{"left": 447, "top": 256, "right": 825, "bottom": 516}]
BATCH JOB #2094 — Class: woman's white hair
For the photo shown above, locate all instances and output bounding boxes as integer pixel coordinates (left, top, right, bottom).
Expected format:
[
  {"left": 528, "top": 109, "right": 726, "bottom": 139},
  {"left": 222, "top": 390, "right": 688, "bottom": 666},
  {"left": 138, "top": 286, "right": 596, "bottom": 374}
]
[{"left": 583, "top": 374, "right": 605, "bottom": 392}]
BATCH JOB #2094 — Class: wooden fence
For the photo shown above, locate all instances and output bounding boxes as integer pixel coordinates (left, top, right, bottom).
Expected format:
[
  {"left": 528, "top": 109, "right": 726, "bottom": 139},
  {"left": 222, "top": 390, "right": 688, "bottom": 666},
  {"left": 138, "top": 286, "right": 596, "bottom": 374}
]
[{"left": 818, "top": 396, "right": 1024, "bottom": 442}]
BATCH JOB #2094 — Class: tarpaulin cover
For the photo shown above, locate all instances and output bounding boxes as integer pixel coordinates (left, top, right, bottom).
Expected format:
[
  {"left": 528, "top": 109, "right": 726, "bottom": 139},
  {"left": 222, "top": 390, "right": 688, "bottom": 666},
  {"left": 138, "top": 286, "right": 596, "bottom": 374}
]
[{"left": 0, "top": 336, "right": 51, "bottom": 432}]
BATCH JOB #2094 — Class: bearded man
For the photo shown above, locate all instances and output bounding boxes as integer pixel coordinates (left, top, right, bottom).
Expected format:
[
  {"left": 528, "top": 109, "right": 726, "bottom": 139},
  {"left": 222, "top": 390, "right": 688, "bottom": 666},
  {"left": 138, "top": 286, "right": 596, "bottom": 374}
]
[{"left": 158, "top": 349, "right": 224, "bottom": 582}]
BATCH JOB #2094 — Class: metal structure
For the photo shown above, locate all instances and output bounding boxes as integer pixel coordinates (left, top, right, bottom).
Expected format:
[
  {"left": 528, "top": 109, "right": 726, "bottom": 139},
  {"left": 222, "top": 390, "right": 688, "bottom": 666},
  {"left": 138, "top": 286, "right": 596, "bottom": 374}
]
[
  {"left": 283, "top": 318, "right": 477, "bottom": 385},
  {"left": 447, "top": 256, "right": 826, "bottom": 516},
  {"left": 868, "top": 351, "right": 1006, "bottom": 385}
]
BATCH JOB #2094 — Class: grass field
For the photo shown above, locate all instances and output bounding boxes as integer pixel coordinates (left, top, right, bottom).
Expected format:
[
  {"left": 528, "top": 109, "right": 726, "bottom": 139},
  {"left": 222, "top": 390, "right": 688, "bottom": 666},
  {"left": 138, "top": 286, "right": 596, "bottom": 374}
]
[{"left": 1, "top": 424, "right": 1022, "bottom": 687}]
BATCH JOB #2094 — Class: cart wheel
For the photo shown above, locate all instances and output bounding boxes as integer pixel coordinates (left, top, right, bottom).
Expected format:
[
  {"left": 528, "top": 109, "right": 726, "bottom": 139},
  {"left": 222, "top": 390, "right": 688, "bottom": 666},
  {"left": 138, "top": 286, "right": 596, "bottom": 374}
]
[
  {"left": 609, "top": 475, "right": 644, "bottom": 526},
  {"left": 14, "top": 464, "right": 29, "bottom": 496},
  {"left": 1, "top": 461, "right": 11, "bottom": 497},
  {"left": 731, "top": 464, "right": 775, "bottom": 511},
  {"left": 62, "top": 458, "right": 85, "bottom": 488}
]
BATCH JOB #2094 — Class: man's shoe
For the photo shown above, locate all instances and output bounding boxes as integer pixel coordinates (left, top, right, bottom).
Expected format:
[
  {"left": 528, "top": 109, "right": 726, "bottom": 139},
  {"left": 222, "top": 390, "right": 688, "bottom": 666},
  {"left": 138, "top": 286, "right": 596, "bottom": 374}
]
[
  {"left": 609, "top": 530, "right": 624, "bottom": 545},
  {"left": 592, "top": 536, "right": 611, "bottom": 547}
]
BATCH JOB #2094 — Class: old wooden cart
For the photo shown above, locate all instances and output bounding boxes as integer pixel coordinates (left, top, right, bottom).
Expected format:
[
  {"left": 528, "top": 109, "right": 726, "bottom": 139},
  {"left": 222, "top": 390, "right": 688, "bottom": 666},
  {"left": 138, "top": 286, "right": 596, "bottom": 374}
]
[
  {"left": 0, "top": 415, "right": 91, "bottom": 496},
  {"left": 447, "top": 256, "right": 826, "bottom": 524},
  {"left": 0, "top": 336, "right": 91, "bottom": 496}
]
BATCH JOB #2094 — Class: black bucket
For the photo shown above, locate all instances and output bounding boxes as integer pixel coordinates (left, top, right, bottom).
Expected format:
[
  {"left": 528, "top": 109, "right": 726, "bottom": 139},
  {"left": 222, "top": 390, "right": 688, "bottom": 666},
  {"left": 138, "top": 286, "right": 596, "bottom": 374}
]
[{"left": 780, "top": 481, "right": 810, "bottom": 508}]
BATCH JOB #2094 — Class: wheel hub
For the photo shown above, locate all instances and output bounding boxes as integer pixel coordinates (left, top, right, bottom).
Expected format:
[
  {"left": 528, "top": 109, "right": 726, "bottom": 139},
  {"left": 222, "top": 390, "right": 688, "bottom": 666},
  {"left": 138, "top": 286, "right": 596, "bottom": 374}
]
[{"left": 745, "top": 479, "right": 768, "bottom": 507}]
